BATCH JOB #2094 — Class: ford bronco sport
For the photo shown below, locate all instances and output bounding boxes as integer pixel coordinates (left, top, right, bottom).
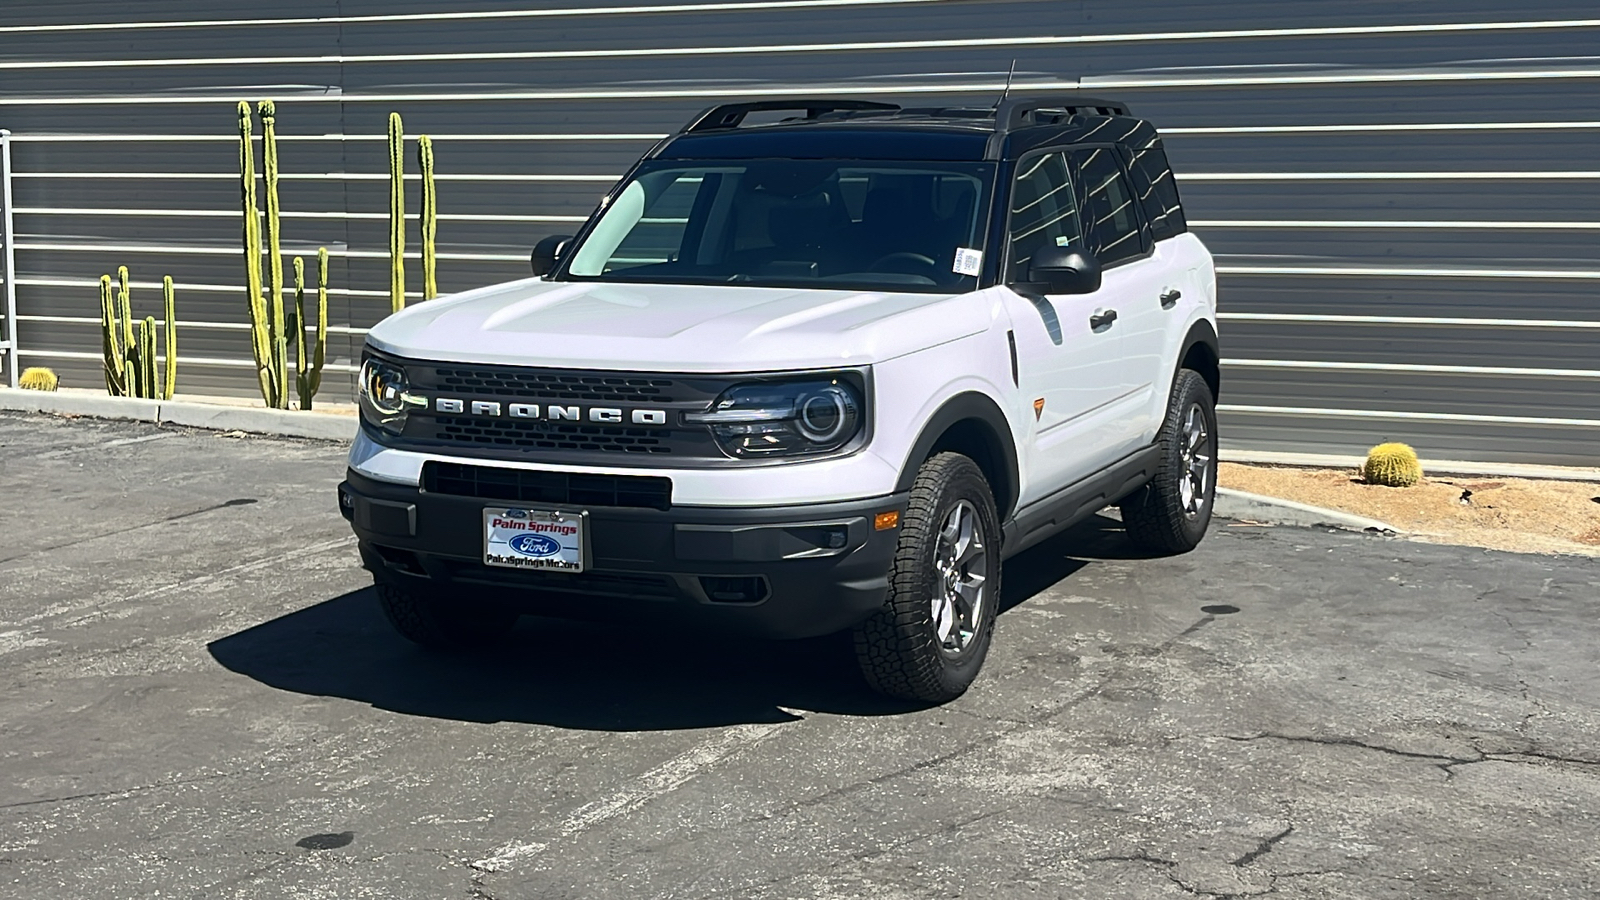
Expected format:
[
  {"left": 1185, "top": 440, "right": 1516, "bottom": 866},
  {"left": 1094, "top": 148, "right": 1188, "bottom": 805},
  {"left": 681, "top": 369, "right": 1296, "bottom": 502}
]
[{"left": 339, "top": 96, "right": 1221, "bottom": 702}]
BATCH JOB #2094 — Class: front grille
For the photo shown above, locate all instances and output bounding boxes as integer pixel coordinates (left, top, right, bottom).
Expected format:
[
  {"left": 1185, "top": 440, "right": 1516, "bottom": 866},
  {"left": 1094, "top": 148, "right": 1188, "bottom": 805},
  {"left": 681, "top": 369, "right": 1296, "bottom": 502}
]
[
  {"left": 424, "top": 461, "right": 672, "bottom": 510},
  {"left": 434, "top": 367, "right": 681, "bottom": 403},
  {"left": 383, "top": 359, "right": 734, "bottom": 466},
  {"left": 433, "top": 417, "right": 675, "bottom": 455}
]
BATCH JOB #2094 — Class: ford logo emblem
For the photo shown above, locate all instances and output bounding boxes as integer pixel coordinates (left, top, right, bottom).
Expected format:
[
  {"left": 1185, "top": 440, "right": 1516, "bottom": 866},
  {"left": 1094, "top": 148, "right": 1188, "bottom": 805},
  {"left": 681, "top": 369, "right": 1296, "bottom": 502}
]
[
  {"left": 502, "top": 508, "right": 529, "bottom": 519},
  {"left": 508, "top": 533, "right": 561, "bottom": 557}
]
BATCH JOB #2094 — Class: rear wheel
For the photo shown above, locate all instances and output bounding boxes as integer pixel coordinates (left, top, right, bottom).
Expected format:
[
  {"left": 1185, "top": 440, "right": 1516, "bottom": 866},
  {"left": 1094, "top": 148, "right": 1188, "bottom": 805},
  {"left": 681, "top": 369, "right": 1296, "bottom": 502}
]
[
  {"left": 375, "top": 579, "right": 519, "bottom": 651},
  {"left": 1120, "top": 369, "right": 1218, "bottom": 554},
  {"left": 853, "top": 452, "right": 1001, "bottom": 703}
]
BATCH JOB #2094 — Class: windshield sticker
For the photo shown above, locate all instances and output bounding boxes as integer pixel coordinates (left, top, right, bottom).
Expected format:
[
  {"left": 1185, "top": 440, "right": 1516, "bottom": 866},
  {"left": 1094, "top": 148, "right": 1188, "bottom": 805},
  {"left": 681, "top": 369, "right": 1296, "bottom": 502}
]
[
  {"left": 953, "top": 247, "right": 983, "bottom": 276},
  {"left": 1055, "top": 235, "right": 1072, "bottom": 247}
]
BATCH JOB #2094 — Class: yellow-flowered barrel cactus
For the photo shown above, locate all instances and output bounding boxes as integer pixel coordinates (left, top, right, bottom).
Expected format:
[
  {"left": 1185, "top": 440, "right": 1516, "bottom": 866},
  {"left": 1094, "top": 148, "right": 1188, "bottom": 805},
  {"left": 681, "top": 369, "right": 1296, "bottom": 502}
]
[
  {"left": 1363, "top": 442, "right": 1423, "bottom": 487},
  {"left": 19, "top": 367, "right": 59, "bottom": 391}
]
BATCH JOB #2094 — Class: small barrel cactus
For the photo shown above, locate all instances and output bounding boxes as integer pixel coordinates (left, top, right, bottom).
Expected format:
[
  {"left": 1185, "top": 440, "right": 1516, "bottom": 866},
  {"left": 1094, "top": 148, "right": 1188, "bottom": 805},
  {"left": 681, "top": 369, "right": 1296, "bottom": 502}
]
[
  {"left": 1363, "top": 442, "right": 1423, "bottom": 487},
  {"left": 19, "top": 367, "right": 59, "bottom": 391}
]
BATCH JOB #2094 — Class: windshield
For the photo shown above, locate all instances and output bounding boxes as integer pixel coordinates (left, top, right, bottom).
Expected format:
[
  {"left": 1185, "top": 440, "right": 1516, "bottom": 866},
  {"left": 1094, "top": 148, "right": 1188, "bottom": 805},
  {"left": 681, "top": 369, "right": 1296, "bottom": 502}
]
[{"left": 562, "top": 159, "right": 995, "bottom": 293}]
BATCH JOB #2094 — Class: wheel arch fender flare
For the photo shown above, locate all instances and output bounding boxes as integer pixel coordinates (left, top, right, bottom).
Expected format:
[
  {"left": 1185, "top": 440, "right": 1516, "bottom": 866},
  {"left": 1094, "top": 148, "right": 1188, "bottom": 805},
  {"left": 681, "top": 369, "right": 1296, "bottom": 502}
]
[
  {"left": 1175, "top": 317, "right": 1221, "bottom": 400},
  {"left": 893, "top": 391, "right": 1021, "bottom": 519}
]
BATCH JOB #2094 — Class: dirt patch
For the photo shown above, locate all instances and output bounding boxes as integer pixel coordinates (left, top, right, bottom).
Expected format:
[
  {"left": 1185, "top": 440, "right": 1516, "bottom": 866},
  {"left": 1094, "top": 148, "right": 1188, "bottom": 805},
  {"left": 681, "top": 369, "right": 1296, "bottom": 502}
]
[{"left": 1220, "top": 463, "right": 1600, "bottom": 557}]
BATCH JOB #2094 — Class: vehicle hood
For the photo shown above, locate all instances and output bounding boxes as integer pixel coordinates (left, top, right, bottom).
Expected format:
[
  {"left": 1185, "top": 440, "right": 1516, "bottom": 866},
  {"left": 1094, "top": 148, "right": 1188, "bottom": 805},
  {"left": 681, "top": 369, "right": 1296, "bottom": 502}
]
[{"left": 365, "top": 278, "right": 993, "bottom": 372}]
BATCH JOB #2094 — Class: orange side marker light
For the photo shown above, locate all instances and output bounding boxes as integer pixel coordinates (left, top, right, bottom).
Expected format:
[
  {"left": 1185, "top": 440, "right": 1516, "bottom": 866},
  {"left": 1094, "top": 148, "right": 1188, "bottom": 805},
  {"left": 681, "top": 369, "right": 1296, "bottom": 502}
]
[{"left": 874, "top": 511, "right": 900, "bottom": 531}]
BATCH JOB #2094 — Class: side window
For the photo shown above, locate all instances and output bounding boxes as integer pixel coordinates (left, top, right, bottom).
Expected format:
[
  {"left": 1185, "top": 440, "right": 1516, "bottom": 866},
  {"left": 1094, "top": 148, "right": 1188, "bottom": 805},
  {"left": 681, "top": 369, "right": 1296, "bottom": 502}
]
[
  {"left": 1007, "top": 151, "right": 1082, "bottom": 277},
  {"left": 1125, "top": 141, "right": 1187, "bottom": 242},
  {"left": 1069, "top": 147, "right": 1145, "bottom": 266}
]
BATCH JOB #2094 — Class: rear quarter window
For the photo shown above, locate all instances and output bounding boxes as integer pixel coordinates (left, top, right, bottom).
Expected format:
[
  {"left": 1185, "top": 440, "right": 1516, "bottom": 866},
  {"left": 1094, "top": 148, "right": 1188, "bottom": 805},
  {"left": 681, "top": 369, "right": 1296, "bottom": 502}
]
[{"left": 1125, "top": 141, "right": 1187, "bottom": 242}]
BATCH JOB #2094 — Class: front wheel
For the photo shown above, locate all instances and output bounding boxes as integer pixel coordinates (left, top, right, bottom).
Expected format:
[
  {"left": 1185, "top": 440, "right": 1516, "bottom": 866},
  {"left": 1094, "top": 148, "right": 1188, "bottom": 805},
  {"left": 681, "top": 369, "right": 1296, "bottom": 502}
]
[
  {"left": 853, "top": 452, "right": 1001, "bottom": 703},
  {"left": 1119, "top": 369, "right": 1218, "bottom": 554}
]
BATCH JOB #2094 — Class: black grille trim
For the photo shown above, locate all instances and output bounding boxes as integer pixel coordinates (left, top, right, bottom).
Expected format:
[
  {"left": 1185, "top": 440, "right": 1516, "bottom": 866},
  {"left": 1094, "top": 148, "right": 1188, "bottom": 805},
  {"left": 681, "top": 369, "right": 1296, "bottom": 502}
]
[
  {"left": 433, "top": 418, "right": 678, "bottom": 455},
  {"left": 423, "top": 461, "right": 673, "bottom": 511},
  {"left": 434, "top": 367, "right": 681, "bottom": 403}
]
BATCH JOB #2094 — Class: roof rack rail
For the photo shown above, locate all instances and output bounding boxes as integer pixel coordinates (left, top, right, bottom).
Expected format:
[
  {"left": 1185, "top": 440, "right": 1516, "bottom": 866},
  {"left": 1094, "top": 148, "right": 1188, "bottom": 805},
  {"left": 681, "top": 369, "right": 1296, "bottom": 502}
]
[
  {"left": 680, "top": 99, "right": 900, "bottom": 133},
  {"left": 994, "top": 95, "right": 1131, "bottom": 132}
]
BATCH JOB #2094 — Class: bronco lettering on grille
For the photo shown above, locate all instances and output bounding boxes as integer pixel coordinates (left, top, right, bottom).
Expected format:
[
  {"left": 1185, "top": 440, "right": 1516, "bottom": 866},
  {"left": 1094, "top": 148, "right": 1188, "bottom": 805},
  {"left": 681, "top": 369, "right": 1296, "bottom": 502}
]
[{"left": 430, "top": 397, "right": 667, "bottom": 426}]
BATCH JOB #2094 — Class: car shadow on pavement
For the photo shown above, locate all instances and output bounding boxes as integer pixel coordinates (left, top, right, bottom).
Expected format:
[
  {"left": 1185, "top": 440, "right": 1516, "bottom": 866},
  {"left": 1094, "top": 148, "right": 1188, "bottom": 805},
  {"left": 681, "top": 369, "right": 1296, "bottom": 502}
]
[{"left": 207, "top": 515, "right": 1133, "bottom": 731}]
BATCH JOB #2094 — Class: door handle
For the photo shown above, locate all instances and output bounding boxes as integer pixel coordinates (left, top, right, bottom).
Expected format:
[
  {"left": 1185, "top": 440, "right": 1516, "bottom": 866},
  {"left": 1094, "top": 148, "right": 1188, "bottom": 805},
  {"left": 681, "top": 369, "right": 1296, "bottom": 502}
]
[
  {"left": 1089, "top": 309, "right": 1118, "bottom": 329},
  {"left": 1160, "top": 289, "right": 1181, "bottom": 309}
]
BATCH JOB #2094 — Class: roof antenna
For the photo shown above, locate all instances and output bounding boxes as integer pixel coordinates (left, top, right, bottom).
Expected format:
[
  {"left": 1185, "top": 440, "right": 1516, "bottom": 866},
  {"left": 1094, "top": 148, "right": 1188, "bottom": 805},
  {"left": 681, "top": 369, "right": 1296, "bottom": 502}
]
[{"left": 994, "top": 59, "right": 1018, "bottom": 110}]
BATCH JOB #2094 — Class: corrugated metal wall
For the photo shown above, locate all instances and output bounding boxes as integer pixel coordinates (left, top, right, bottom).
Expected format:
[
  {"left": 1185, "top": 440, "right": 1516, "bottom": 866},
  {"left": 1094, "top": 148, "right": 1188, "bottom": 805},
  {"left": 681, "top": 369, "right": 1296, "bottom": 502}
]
[{"left": 1, "top": 0, "right": 1596, "bottom": 465}]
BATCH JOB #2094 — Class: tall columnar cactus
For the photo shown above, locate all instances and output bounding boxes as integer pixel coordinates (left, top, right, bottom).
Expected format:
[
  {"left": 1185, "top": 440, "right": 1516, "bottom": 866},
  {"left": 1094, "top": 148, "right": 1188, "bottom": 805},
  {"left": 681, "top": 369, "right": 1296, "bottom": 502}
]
[
  {"left": 260, "top": 100, "right": 289, "bottom": 408},
  {"left": 1362, "top": 442, "right": 1423, "bottom": 487},
  {"left": 418, "top": 134, "right": 438, "bottom": 300},
  {"left": 99, "top": 269, "right": 178, "bottom": 400},
  {"left": 134, "top": 316, "right": 159, "bottom": 399},
  {"left": 117, "top": 267, "right": 134, "bottom": 387},
  {"left": 295, "top": 248, "right": 329, "bottom": 410},
  {"left": 162, "top": 276, "right": 178, "bottom": 401},
  {"left": 99, "top": 274, "right": 127, "bottom": 396},
  {"left": 388, "top": 112, "right": 406, "bottom": 312},
  {"left": 239, "top": 101, "right": 275, "bottom": 407}
]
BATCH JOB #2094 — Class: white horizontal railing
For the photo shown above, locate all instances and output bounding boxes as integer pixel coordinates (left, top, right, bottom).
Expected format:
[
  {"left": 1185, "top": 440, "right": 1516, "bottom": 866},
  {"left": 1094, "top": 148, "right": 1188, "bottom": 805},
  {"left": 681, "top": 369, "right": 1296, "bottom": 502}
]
[
  {"left": 11, "top": 172, "right": 616, "bottom": 182},
  {"left": 14, "top": 207, "right": 587, "bottom": 224},
  {"left": 11, "top": 241, "right": 529, "bottom": 263},
  {"left": 1218, "top": 313, "right": 1600, "bottom": 329},
  {"left": 5, "top": 65, "right": 1600, "bottom": 106},
  {"left": 1, "top": 17, "right": 1597, "bottom": 69},
  {"left": 11, "top": 276, "right": 421, "bottom": 299},
  {"left": 14, "top": 169, "right": 1599, "bottom": 183},
  {"left": 1218, "top": 404, "right": 1600, "bottom": 429},
  {"left": 5, "top": 133, "right": 667, "bottom": 143},
  {"left": 8, "top": 121, "right": 1600, "bottom": 143},
  {"left": 1221, "top": 359, "right": 1600, "bottom": 379},
  {"left": 17, "top": 206, "right": 1600, "bottom": 232},
  {"left": 0, "top": 0, "right": 952, "bottom": 34},
  {"left": 17, "top": 347, "right": 359, "bottom": 373},
  {"left": 1190, "top": 219, "right": 1600, "bottom": 230},
  {"left": 1216, "top": 264, "right": 1600, "bottom": 280}
]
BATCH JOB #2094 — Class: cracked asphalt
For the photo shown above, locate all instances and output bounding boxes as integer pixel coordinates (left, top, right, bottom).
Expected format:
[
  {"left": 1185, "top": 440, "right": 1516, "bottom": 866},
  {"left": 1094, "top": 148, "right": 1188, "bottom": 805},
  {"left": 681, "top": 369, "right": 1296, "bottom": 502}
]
[{"left": 3, "top": 411, "right": 1599, "bottom": 899}]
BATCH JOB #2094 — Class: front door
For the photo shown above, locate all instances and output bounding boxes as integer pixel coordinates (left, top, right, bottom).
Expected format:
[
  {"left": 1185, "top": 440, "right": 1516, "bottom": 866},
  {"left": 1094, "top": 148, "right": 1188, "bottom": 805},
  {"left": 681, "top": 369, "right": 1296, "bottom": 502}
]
[{"left": 1001, "top": 150, "right": 1131, "bottom": 507}]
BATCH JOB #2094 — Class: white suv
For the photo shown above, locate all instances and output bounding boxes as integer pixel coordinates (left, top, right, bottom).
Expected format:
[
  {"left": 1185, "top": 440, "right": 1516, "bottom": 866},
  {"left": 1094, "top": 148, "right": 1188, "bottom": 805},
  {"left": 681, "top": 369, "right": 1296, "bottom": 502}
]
[{"left": 339, "top": 97, "right": 1220, "bottom": 702}]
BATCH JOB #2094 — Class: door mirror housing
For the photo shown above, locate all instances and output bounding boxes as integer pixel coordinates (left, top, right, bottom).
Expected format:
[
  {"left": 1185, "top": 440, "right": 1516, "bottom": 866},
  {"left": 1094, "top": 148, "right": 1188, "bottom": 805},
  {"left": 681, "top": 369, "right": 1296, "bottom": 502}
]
[
  {"left": 1022, "top": 246, "right": 1102, "bottom": 295},
  {"left": 531, "top": 234, "right": 573, "bottom": 276}
]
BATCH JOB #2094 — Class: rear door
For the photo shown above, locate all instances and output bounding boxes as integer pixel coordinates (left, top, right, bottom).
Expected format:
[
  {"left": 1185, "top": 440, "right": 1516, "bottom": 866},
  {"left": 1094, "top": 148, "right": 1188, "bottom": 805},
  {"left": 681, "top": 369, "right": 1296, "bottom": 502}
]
[{"left": 1066, "top": 145, "right": 1168, "bottom": 455}]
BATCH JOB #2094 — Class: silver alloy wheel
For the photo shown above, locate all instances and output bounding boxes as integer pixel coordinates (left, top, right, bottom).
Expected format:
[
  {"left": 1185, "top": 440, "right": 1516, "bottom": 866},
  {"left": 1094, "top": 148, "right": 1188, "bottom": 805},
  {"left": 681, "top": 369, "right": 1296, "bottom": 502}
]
[
  {"left": 932, "top": 499, "right": 987, "bottom": 654},
  {"left": 1179, "top": 402, "right": 1213, "bottom": 517}
]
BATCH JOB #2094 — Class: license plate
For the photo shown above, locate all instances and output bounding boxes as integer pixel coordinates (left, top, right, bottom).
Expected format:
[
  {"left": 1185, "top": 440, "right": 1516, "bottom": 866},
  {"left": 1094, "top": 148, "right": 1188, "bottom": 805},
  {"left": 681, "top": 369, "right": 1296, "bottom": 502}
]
[{"left": 483, "top": 507, "right": 587, "bottom": 572}]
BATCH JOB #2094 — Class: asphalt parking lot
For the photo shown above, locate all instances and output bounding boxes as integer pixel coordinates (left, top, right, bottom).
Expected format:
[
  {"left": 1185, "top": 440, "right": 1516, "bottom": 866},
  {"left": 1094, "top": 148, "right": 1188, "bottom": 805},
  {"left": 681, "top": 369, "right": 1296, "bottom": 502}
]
[{"left": 2, "top": 411, "right": 1598, "bottom": 899}]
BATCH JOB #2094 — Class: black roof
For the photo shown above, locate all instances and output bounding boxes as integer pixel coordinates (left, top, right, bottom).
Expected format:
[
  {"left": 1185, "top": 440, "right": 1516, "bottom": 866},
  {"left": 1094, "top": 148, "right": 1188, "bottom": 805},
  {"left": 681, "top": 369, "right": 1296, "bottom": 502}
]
[{"left": 651, "top": 96, "right": 1156, "bottom": 163}]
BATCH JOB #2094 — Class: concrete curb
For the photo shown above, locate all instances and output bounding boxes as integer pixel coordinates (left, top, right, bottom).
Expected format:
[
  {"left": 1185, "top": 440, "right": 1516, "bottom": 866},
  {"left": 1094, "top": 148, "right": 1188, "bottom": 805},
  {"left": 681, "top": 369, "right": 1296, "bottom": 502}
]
[
  {"left": 1215, "top": 486, "right": 1403, "bottom": 534},
  {"left": 0, "top": 389, "right": 356, "bottom": 442}
]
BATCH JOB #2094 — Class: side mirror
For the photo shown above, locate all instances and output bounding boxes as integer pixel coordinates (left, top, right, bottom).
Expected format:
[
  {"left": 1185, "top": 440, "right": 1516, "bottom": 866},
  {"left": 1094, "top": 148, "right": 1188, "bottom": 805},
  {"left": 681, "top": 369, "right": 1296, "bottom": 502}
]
[
  {"left": 1025, "top": 246, "right": 1101, "bottom": 295},
  {"left": 531, "top": 234, "right": 573, "bottom": 276}
]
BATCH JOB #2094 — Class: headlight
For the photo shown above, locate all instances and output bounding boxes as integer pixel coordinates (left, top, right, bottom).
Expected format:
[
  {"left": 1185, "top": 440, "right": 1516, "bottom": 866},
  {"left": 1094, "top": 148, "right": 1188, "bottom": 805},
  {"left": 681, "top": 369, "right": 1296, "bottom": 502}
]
[
  {"left": 685, "top": 378, "right": 864, "bottom": 458},
  {"left": 358, "top": 358, "right": 411, "bottom": 434}
]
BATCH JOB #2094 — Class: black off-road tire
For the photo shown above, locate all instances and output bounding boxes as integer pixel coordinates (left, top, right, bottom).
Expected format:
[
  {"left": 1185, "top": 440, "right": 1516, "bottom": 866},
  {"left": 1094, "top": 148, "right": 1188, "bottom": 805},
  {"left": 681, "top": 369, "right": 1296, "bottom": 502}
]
[
  {"left": 1119, "top": 369, "right": 1218, "bottom": 554},
  {"left": 375, "top": 579, "right": 520, "bottom": 651},
  {"left": 853, "top": 452, "right": 1002, "bottom": 703}
]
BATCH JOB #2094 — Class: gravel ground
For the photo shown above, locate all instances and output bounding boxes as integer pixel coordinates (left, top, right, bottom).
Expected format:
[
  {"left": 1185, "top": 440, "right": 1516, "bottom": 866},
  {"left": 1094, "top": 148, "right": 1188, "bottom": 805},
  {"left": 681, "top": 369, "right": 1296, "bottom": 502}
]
[
  {"left": 3, "top": 411, "right": 1599, "bottom": 899},
  {"left": 1220, "top": 462, "right": 1600, "bottom": 556}
]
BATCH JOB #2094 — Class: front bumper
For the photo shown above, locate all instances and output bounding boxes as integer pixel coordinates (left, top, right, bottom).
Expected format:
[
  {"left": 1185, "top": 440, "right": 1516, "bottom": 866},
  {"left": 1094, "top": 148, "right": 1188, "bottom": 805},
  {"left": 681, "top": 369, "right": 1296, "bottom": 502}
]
[{"left": 339, "top": 469, "right": 907, "bottom": 639}]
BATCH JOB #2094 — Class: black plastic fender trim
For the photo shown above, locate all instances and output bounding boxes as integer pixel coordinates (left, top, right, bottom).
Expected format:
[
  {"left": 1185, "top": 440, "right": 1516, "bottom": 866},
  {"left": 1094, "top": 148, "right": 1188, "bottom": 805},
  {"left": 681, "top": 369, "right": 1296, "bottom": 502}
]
[{"left": 893, "top": 391, "right": 1021, "bottom": 519}]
